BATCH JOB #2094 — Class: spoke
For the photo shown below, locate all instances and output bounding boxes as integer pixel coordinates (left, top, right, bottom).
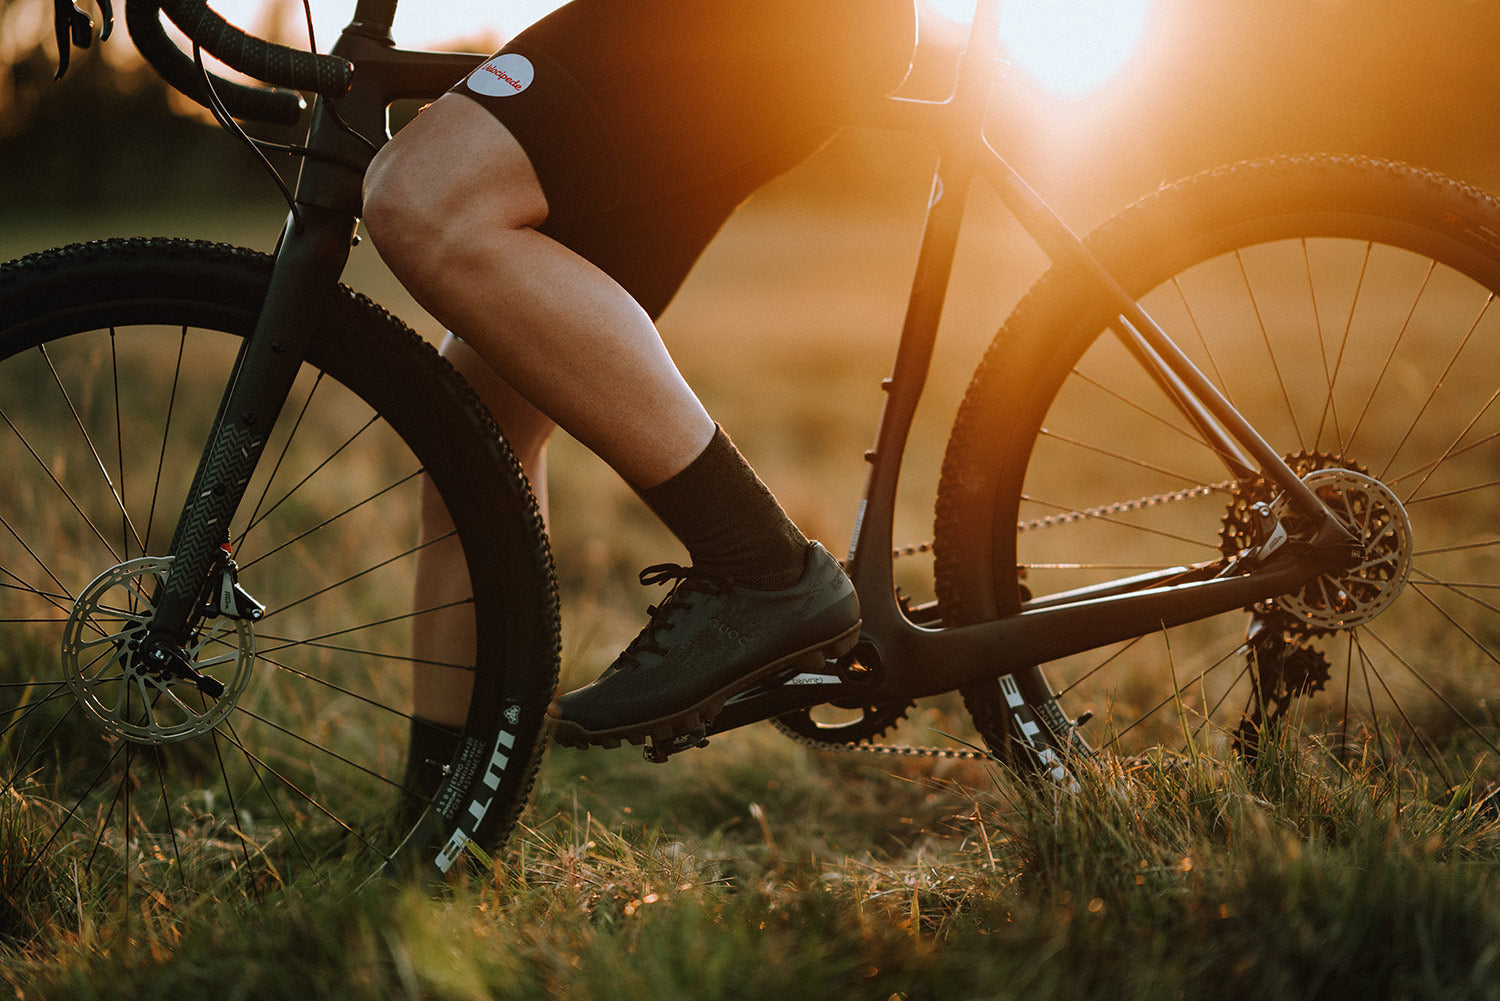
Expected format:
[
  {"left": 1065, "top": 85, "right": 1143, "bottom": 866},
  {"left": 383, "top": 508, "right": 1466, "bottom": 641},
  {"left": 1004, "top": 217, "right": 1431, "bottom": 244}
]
[
  {"left": 84, "top": 743, "right": 134, "bottom": 881},
  {"left": 237, "top": 411, "right": 381, "bottom": 549},
  {"left": 143, "top": 328, "right": 190, "bottom": 557},
  {"left": 261, "top": 532, "right": 458, "bottom": 620},
  {"left": 1301, "top": 238, "right": 1344, "bottom": 455},
  {"left": 1405, "top": 580, "right": 1500, "bottom": 664},
  {"left": 1036, "top": 427, "right": 1209, "bottom": 490},
  {"left": 151, "top": 745, "right": 188, "bottom": 893},
  {"left": 238, "top": 468, "right": 424, "bottom": 573},
  {"left": 110, "top": 330, "right": 127, "bottom": 559},
  {"left": 1317, "top": 240, "right": 1372, "bottom": 458},
  {"left": 0, "top": 561, "right": 75, "bottom": 621},
  {"left": 39, "top": 344, "right": 147, "bottom": 557},
  {"left": 1377, "top": 294, "right": 1494, "bottom": 489},
  {"left": 0, "top": 686, "right": 77, "bottom": 782},
  {"left": 1400, "top": 383, "right": 1500, "bottom": 507},
  {"left": 1336, "top": 633, "right": 1353, "bottom": 771},
  {"left": 0, "top": 408, "right": 122, "bottom": 565},
  {"left": 238, "top": 371, "right": 328, "bottom": 544},
  {"left": 1344, "top": 257, "right": 1434, "bottom": 459},
  {"left": 1386, "top": 429, "right": 1500, "bottom": 495},
  {"left": 249, "top": 647, "right": 422, "bottom": 722},
  {"left": 1415, "top": 538, "right": 1500, "bottom": 559},
  {"left": 1410, "top": 571, "right": 1500, "bottom": 615},
  {"left": 1361, "top": 623, "right": 1500, "bottom": 763},
  {"left": 217, "top": 718, "right": 320, "bottom": 876},
  {"left": 209, "top": 729, "right": 257, "bottom": 875},
  {"left": 1068, "top": 368, "right": 1212, "bottom": 451},
  {"left": 256, "top": 635, "right": 472, "bottom": 672},
  {"left": 21, "top": 738, "right": 128, "bottom": 885},
  {"left": 216, "top": 717, "right": 387, "bottom": 864},
  {"left": 254, "top": 596, "right": 476, "bottom": 667},
  {"left": 233, "top": 704, "right": 407, "bottom": 793},
  {"left": 1096, "top": 640, "right": 1246, "bottom": 750},
  {"left": 1352, "top": 631, "right": 1461, "bottom": 789},
  {"left": 1055, "top": 636, "right": 1148, "bottom": 698},
  {"left": 1234, "top": 248, "right": 1305, "bottom": 453},
  {"left": 1404, "top": 477, "right": 1500, "bottom": 506},
  {"left": 1019, "top": 491, "right": 1221, "bottom": 553},
  {"left": 1168, "top": 274, "right": 1235, "bottom": 408}
]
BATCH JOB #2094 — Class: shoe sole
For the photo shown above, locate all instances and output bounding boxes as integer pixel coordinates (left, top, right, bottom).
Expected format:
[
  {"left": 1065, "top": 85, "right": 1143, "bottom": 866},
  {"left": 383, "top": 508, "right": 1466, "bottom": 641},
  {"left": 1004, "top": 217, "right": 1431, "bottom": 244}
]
[{"left": 549, "top": 621, "right": 862, "bottom": 750}]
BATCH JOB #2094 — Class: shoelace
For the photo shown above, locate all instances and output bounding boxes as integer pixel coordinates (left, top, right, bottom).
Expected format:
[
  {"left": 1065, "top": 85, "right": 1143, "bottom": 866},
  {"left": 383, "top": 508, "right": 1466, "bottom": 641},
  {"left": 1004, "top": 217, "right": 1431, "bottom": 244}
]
[{"left": 618, "top": 563, "right": 734, "bottom": 665}]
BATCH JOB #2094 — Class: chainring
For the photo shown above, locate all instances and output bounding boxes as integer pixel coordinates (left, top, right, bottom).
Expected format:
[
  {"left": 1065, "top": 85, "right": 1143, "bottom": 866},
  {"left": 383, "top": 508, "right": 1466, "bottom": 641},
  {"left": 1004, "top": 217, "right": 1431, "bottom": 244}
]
[{"left": 773, "top": 699, "right": 916, "bottom": 746}]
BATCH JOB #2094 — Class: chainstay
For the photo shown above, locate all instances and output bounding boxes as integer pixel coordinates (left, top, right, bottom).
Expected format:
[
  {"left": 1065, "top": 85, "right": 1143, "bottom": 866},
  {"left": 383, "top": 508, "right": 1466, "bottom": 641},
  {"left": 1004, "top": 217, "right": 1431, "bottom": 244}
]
[
  {"left": 892, "top": 480, "right": 1234, "bottom": 559},
  {"left": 870, "top": 480, "right": 1238, "bottom": 754}
]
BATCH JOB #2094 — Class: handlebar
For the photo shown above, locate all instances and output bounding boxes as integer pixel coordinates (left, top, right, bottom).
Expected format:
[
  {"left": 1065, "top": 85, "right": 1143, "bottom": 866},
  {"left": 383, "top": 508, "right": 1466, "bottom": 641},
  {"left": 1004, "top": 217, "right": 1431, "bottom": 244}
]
[{"left": 125, "top": 0, "right": 354, "bottom": 124}]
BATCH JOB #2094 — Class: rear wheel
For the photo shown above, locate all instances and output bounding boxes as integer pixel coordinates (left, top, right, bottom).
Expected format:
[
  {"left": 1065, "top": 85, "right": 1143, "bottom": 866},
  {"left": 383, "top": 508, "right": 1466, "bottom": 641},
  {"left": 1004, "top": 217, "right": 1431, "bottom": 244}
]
[
  {"left": 937, "top": 156, "right": 1500, "bottom": 788},
  {"left": 0, "top": 239, "right": 559, "bottom": 924}
]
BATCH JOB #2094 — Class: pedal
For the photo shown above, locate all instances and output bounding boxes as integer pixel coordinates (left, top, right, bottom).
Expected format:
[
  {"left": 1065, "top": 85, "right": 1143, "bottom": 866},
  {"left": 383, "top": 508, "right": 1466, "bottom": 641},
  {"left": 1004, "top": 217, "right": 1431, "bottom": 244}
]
[{"left": 643, "top": 726, "right": 709, "bottom": 764}]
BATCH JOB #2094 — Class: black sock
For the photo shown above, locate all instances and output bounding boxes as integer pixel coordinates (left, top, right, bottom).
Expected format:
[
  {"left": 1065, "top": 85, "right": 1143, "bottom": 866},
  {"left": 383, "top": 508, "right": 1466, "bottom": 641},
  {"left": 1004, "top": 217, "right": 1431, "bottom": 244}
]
[{"left": 637, "top": 425, "right": 808, "bottom": 589}]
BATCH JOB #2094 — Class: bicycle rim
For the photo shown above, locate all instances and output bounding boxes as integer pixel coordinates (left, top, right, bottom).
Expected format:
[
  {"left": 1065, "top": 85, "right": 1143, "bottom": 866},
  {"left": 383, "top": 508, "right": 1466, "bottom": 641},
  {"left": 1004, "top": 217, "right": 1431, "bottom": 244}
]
[
  {"left": 938, "top": 156, "right": 1500, "bottom": 789},
  {"left": 0, "top": 240, "right": 558, "bottom": 929}
]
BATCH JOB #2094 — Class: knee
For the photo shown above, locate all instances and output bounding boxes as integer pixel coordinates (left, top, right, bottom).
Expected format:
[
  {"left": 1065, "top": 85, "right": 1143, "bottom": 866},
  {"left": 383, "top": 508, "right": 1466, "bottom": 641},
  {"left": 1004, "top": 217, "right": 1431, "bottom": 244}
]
[
  {"left": 361, "top": 97, "right": 548, "bottom": 281},
  {"left": 361, "top": 140, "right": 443, "bottom": 277}
]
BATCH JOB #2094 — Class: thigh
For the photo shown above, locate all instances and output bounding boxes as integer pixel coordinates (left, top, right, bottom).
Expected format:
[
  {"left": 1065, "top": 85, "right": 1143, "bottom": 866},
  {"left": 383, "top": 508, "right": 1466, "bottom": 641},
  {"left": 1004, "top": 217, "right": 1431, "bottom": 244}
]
[{"left": 451, "top": 0, "right": 917, "bottom": 314}]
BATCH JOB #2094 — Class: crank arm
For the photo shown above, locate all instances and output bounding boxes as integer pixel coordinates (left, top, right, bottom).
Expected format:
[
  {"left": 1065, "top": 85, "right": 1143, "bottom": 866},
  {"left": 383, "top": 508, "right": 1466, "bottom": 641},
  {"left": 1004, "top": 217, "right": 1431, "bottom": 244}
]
[{"left": 705, "top": 666, "right": 869, "bottom": 737}]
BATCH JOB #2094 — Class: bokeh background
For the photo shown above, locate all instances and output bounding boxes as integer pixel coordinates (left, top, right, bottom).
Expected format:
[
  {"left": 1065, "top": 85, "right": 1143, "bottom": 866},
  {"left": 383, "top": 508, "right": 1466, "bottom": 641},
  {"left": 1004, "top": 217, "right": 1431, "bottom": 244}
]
[{"left": 5, "top": 0, "right": 1499, "bottom": 225}]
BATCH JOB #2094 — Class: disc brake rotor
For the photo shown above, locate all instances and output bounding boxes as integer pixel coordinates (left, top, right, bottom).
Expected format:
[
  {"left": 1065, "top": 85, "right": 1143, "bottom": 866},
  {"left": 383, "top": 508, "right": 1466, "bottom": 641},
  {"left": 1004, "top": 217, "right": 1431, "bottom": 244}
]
[
  {"left": 1269, "top": 467, "right": 1414, "bottom": 629},
  {"left": 61, "top": 556, "right": 255, "bottom": 744},
  {"left": 1220, "top": 452, "right": 1413, "bottom": 632}
]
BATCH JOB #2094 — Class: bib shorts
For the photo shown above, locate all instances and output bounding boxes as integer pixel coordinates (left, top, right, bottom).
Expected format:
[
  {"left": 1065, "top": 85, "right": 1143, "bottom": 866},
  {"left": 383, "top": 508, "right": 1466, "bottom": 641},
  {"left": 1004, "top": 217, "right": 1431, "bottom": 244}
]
[{"left": 451, "top": 0, "right": 917, "bottom": 319}]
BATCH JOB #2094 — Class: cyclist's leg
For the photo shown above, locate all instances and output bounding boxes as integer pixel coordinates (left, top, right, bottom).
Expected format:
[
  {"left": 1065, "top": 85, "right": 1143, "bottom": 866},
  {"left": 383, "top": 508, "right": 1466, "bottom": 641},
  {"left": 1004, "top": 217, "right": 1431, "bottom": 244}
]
[
  {"left": 364, "top": 100, "right": 840, "bottom": 742},
  {"left": 362, "top": 95, "right": 715, "bottom": 490},
  {"left": 363, "top": 0, "right": 913, "bottom": 746},
  {"left": 411, "top": 334, "right": 554, "bottom": 730}
]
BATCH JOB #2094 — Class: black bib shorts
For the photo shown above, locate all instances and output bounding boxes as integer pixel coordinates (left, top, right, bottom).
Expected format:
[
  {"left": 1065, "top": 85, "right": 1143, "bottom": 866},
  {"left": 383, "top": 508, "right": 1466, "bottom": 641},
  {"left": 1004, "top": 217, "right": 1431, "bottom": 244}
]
[{"left": 452, "top": 0, "right": 916, "bottom": 319}]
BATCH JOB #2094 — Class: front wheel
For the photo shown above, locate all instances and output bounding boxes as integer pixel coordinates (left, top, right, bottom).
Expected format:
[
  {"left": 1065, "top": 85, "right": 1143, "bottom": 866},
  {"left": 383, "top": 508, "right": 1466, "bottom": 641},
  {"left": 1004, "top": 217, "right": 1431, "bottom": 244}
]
[
  {"left": 0, "top": 239, "right": 560, "bottom": 926},
  {"left": 937, "top": 155, "right": 1500, "bottom": 788}
]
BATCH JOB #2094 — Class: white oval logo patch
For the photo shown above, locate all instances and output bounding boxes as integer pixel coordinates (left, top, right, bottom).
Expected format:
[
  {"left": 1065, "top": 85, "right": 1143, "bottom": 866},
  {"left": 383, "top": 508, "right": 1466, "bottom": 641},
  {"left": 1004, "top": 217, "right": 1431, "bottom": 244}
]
[{"left": 467, "top": 53, "right": 534, "bottom": 97}]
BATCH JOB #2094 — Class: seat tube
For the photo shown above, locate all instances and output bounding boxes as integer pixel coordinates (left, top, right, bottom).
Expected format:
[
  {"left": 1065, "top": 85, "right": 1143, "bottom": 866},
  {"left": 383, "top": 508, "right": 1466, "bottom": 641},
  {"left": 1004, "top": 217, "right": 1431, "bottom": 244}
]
[{"left": 847, "top": 160, "right": 974, "bottom": 596}]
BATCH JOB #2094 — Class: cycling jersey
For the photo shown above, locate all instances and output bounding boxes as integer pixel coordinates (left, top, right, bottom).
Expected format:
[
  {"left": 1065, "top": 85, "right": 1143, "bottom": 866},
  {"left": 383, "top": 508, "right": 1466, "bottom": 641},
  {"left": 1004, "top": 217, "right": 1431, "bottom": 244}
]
[{"left": 452, "top": 0, "right": 916, "bottom": 318}]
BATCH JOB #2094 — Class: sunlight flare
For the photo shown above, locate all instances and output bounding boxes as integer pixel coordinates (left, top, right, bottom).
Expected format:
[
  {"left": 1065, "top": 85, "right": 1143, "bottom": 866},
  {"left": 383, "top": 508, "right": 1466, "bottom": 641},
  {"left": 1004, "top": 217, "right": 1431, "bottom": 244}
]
[{"left": 928, "top": 0, "right": 1155, "bottom": 97}]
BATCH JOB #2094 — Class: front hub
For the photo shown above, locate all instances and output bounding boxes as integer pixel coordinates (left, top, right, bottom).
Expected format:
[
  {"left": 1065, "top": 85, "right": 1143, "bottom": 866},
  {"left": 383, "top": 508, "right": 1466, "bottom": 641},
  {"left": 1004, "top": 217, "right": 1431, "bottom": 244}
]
[{"left": 61, "top": 557, "right": 255, "bottom": 744}]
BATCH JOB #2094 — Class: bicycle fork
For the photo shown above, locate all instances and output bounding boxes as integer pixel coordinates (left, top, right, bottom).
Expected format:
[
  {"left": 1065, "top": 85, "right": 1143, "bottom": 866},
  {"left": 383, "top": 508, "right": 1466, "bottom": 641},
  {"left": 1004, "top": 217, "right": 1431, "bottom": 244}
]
[{"left": 145, "top": 190, "right": 363, "bottom": 664}]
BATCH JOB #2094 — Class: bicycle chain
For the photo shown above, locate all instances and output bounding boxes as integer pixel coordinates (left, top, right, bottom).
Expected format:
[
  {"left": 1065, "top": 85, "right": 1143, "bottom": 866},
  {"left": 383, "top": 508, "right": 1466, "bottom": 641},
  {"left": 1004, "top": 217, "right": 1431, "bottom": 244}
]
[
  {"left": 889, "top": 481, "right": 1233, "bottom": 560},
  {"left": 824, "top": 479, "right": 1236, "bottom": 758},
  {"left": 774, "top": 720, "right": 996, "bottom": 761}
]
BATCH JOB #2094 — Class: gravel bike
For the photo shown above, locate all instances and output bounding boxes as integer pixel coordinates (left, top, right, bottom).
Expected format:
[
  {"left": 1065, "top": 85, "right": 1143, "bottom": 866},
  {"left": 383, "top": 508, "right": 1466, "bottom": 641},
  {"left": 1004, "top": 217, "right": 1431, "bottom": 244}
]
[{"left": 4, "top": 0, "right": 1498, "bottom": 915}]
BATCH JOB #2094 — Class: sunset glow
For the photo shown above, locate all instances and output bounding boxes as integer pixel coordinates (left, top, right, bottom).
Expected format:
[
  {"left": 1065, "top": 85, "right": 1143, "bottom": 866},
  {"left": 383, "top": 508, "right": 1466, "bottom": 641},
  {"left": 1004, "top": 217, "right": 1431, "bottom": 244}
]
[{"left": 930, "top": 0, "right": 1155, "bottom": 97}]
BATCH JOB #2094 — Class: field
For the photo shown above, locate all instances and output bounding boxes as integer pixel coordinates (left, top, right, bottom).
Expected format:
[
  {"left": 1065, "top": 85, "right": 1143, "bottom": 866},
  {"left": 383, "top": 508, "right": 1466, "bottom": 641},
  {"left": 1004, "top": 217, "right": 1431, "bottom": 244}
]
[{"left": 4, "top": 166, "right": 1500, "bottom": 1000}]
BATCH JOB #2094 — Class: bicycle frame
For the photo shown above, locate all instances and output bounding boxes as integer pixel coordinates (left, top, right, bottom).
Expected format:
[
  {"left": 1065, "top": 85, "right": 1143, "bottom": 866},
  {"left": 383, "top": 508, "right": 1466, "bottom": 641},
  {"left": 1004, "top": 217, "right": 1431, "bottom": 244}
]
[{"left": 145, "top": 0, "right": 1359, "bottom": 724}]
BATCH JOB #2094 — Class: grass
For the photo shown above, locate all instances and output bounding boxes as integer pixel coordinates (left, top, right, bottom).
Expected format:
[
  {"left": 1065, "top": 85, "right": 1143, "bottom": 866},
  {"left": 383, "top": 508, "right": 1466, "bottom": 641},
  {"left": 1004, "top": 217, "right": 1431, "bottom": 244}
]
[{"left": 6, "top": 729, "right": 1500, "bottom": 1000}]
